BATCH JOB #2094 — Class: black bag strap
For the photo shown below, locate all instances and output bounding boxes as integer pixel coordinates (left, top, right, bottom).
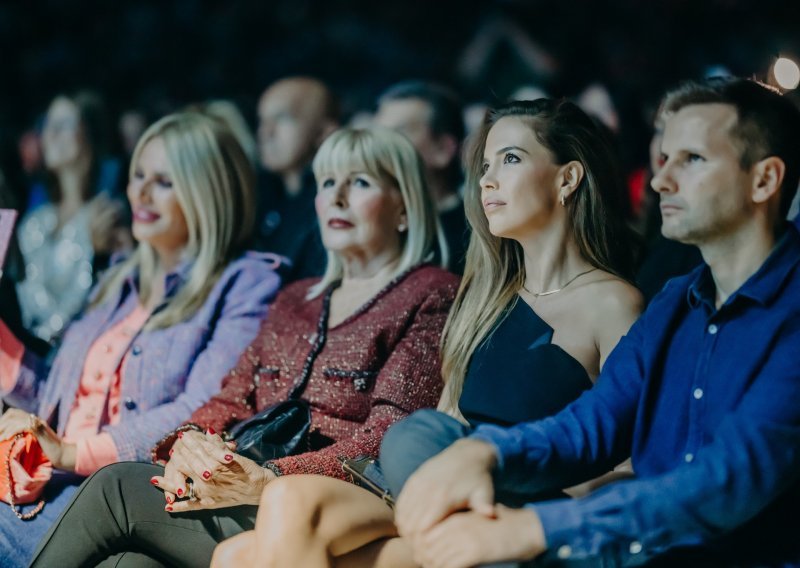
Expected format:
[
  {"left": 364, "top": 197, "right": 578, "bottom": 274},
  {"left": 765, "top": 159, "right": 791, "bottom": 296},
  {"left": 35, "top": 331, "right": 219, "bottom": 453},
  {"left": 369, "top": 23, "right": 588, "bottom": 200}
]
[{"left": 287, "top": 285, "right": 334, "bottom": 400}]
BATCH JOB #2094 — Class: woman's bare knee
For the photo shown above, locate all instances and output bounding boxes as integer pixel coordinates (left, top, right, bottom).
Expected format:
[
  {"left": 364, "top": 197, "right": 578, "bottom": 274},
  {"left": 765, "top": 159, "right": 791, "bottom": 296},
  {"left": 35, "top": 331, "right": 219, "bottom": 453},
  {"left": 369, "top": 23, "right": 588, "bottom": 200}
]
[{"left": 259, "top": 475, "right": 330, "bottom": 532}]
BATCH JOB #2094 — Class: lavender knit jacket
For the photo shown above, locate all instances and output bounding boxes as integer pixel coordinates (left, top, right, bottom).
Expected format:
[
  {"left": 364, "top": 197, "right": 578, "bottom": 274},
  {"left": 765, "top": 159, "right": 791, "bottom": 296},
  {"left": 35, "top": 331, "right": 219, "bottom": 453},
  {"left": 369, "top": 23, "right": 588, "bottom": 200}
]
[{"left": 2, "top": 252, "right": 283, "bottom": 462}]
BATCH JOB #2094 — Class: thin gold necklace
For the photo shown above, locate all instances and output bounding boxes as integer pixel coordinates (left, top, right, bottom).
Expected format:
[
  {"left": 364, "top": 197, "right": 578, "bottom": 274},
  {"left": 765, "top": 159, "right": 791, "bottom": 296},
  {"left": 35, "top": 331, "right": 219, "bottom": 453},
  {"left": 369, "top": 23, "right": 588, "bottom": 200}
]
[{"left": 522, "top": 267, "right": 598, "bottom": 298}]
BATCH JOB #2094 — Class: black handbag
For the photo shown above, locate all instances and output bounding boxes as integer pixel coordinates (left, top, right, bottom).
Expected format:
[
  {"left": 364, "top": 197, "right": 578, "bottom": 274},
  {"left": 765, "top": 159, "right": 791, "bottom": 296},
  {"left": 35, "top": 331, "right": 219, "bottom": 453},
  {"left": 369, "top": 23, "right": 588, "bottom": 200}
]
[
  {"left": 225, "top": 399, "right": 311, "bottom": 465},
  {"left": 224, "top": 286, "right": 335, "bottom": 466}
]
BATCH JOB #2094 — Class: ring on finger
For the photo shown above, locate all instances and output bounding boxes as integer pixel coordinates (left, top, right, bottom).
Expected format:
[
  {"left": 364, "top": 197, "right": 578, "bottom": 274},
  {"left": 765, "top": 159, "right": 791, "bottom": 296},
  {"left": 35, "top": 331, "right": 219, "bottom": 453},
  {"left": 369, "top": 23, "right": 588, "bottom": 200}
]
[{"left": 186, "top": 482, "right": 196, "bottom": 500}]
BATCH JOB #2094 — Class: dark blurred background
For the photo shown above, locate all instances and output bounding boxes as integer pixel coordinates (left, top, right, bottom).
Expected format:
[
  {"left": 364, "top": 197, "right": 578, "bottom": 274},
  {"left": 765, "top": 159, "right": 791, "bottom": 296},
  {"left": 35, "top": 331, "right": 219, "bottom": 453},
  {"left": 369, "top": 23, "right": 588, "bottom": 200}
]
[{"left": 2, "top": 0, "right": 799, "bottom": 174}]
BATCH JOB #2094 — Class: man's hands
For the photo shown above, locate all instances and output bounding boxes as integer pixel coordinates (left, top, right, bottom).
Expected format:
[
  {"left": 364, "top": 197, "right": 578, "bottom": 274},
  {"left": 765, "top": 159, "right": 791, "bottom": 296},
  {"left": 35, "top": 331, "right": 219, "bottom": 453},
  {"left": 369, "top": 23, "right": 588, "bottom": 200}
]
[
  {"left": 395, "top": 438, "right": 547, "bottom": 567},
  {"left": 0, "top": 408, "right": 75, "bottom": 470},
  {"left": 410, "top": 505, "right": 546, "bottom": 568},
  {"left": 395, "top": 438, "right": 498, "bottom": 537},
  {"left": 151, "top": 429, "right": 275, "bottom": 512}
]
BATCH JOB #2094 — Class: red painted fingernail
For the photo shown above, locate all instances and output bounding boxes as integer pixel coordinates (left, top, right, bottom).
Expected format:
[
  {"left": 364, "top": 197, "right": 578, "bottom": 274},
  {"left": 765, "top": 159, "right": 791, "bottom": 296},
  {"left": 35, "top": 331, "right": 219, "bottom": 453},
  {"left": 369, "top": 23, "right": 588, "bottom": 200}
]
[
  {"left": 206, "top": 427, "right": 216, "bottom": 435},
  {"left": 150, "top": 477, "right": 158, "bottom": 486},
  {"left": 224, "top": 454, "right": 233, "bottom": 461},
  {"left": 177, "top": 432, "right": 183, "bottom": 439},
  {"left": 165, "top": 506, "right": 173, "bottom": 512},
  {"left": 176, "top": 488, "right": 183, "bottom": 496},
  {"left": 166, "top": 495, "right": 173, "bottom": 504},
  {"left": 202, "top": 470, "right": 211, "bottom": 480},
  {"left": 168, "top": 448, "right": 174, "bottom": 456}
]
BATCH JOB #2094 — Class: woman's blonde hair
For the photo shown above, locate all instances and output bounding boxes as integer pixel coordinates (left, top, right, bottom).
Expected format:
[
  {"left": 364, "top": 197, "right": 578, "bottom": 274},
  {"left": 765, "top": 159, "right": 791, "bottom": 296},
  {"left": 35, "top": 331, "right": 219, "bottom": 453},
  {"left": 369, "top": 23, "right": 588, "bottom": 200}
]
[
  {"left": 438, "top": 99, "right": 635, "bottom": 415},
  {"left": 307, "top": 126, "right": 448, "bottom": 298},
  {"left": 91, "top": 111, "right": 256, "bottom": 330}
]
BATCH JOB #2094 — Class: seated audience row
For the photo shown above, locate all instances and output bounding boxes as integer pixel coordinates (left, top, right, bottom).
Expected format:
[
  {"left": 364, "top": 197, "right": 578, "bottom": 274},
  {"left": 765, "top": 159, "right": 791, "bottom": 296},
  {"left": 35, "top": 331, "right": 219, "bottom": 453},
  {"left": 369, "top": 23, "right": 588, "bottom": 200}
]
[{"left": 0, "top": 75, "right": 794, "bottom": 568}]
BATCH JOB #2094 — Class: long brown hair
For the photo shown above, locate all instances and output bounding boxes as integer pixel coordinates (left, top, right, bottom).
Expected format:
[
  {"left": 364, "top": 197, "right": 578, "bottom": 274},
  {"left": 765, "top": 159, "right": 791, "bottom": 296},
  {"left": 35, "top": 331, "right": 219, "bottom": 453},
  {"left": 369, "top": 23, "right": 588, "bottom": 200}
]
[{"left": 439, "top": 99, "right": 635, "bottom": 414}]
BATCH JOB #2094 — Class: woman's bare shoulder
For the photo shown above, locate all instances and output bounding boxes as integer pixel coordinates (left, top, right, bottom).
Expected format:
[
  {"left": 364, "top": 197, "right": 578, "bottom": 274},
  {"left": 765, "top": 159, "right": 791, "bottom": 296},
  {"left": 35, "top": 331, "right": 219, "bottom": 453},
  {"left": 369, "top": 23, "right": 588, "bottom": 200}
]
[{"left": 581, "top": 272, "right": 643, "bottom": 320}]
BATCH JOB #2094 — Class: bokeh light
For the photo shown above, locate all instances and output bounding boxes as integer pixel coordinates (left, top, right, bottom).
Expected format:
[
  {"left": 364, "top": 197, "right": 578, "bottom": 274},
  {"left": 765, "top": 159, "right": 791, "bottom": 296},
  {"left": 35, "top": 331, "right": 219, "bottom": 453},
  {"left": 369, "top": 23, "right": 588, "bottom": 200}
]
[{"left": 773, "top": 57, "right": 800, "bottom": 90}]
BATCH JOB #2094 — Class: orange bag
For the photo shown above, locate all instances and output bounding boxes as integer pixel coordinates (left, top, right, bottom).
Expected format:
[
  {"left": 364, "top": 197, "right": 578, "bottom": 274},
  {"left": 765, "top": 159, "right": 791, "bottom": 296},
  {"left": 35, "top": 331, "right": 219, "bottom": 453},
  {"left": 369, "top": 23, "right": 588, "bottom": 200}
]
[{"left": 0, "top": 432, "right": 52, "bottom": 520}]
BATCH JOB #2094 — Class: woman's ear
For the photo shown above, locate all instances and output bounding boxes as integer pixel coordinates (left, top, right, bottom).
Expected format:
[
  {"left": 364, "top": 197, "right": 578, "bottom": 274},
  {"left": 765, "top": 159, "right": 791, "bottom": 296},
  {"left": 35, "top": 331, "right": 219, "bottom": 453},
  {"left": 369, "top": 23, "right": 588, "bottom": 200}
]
[
  {"left": 751, "top": 156, "right": 785, "bottom": 205},
  {"left": 558, "top": 161, "right": 585, "bottom": 204}
]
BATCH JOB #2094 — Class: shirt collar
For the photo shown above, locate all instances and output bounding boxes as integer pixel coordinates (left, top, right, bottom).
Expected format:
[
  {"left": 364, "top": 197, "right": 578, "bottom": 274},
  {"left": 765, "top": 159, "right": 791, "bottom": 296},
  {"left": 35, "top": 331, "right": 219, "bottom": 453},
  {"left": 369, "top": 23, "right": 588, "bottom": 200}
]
[{"left": 687, "top": 225, "right": 800, "bottom": 309}]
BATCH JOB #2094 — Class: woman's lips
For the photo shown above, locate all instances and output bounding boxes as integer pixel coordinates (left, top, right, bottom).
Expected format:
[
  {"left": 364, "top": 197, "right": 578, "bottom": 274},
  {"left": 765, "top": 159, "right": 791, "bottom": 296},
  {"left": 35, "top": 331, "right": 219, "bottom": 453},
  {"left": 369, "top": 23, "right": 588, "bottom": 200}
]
[
  {"left": 483, "top": 200, "right": 506, "bottom": 211},
  {"left": 133, "top": 209, "right": 161, "bottom": 222},
  {"left": 328, "top": 218, "right": 354, "bottom": 229}
]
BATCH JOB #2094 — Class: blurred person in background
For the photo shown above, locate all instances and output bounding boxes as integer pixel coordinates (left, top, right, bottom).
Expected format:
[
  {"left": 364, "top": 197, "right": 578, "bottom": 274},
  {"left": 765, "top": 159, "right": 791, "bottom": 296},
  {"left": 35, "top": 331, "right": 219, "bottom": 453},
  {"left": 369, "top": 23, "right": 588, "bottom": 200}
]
[
  {"left": 189, "top": 100, "right": 259, "bottom": 168},
  {"left": 374, "top": 81, "right": 468, "bottom": 273},
  {"left": 253, "top": 76, "right": 340, "bottom": 281},
  {"left": 0, "top": 111, "right": 282, "bottom": 567},
  {"left": 16, "top": 91, "right": 133, "bottom": 342},
  {"left": 0, "top": 127, "right": 49, "bottom": 357}
]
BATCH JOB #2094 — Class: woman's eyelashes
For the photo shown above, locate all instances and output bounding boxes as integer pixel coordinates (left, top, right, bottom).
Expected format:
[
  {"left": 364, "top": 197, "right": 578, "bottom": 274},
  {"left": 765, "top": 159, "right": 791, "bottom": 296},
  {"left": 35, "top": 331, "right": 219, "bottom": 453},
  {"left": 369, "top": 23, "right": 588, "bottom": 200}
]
[
  {"left": 352, "top": 176, "right": 371, "bottom": 188},
  {"left": 156, "top": 176, "right": 173, "bottom": 188},
  {"left": 131, "top": 169, "right": 173, "bottom": 188},
  {"left": 318, "top": 175, "right": 372, "bottom": 191},
  {"left": 482, "top": 152, "right": 522, "bottom": 174}
]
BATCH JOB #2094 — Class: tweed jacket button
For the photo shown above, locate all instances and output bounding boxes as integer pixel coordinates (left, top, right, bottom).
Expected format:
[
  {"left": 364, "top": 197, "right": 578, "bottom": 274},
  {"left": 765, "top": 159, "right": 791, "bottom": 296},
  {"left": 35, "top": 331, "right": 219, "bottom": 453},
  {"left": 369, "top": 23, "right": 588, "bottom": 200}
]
[
  {"left": 124, "top": 397, "right": 137, "bottom": 410},
  {"left": 132, "top": 345, "right": 143, "bottom": 356}
]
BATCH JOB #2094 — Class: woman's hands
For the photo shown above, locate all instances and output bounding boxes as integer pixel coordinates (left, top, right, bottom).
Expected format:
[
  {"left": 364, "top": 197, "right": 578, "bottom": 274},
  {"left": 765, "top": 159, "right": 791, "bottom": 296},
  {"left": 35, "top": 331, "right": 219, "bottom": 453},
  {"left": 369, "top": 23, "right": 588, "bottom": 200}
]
[
  {"left": 0, "top": 408, "right": 76, "bottom": 470},
  {"left": 151, "top": 429, "right": 275, "bottom": 512}
]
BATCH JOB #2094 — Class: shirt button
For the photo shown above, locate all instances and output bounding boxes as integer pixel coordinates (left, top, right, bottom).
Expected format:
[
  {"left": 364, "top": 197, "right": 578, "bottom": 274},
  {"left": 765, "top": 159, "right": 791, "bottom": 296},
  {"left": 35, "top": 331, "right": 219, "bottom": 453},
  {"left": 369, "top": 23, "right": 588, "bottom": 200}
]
[
  {"left": 131, "top": 345, "right": 142, "bottom": 356},
  {"left": 557, "top": 545, "right": 572, "bottom": 559},
  {"left": 693, "top": 388, "right": 704, "bottom": 400},
  {"left": 685, "top": 453, "right": 694, "bottom": 463},
  {"left": 707, "top": 324, "right": 718, "bottom": 335},
  {"left": 629, "top": 541, "right": 643, "bottom": 554},
  {"left": 124, "top": 397, "right": 137, "bottom": 410}
]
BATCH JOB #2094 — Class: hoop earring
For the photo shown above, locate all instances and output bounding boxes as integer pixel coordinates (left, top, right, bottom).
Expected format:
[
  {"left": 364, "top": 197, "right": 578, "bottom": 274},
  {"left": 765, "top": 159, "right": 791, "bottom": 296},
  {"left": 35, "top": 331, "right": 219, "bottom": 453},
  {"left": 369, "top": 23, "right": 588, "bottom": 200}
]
[
  {"left": 398, "top": 223, "right": 408, "bottom": 233},
  {"left": 560, "top": 194, "right": 566, "bottom": 207}
]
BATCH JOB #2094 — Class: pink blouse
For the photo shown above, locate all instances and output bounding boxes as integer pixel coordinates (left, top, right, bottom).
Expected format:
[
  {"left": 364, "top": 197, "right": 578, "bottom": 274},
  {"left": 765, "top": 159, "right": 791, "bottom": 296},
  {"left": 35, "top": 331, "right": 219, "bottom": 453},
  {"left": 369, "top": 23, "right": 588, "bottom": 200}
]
[{"left": 1, "top": 306, "right": 150, "bottom": 476}]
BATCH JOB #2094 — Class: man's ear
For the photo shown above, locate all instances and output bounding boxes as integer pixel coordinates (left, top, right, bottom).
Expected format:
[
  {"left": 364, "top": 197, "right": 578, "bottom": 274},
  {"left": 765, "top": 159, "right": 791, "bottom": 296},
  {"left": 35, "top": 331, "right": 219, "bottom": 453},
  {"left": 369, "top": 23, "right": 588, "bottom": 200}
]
[
  {"left": 557, "top": 161, "right": 585, "bottom": 203},
  {"left": 429, "top": 134, "right": 459, "bottom": 170},
  {"left": 751, "top": 156, "right": 785, "bottom": 205}
]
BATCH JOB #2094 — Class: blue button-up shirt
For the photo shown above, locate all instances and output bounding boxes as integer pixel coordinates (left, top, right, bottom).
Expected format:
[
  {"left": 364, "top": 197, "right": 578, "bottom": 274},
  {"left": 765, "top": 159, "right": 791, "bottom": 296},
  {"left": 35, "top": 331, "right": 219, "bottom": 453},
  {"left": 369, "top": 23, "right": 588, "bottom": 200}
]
[{"left": 472, "top": 225, "right": 800, "bottom": 566}]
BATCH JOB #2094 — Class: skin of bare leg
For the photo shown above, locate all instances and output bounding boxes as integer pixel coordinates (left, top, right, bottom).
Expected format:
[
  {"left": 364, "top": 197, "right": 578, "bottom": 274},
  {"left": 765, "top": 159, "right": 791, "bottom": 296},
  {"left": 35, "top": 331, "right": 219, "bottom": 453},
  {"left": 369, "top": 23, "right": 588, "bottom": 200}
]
[
  {"left": 335, "top": 536, "right": 418, "bottom": 568},
  {"left": 210, "top": 531, "right": 256, "bottom": 568},
  {"left": 248, "top": 474, "right": 398, "bottom": 567}
]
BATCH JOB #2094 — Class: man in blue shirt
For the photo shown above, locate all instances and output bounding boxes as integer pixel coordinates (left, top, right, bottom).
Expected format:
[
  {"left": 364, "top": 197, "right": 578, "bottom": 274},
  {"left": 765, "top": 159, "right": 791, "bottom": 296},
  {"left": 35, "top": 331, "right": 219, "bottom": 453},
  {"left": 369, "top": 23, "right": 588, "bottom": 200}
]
[{"left": 382, "top": 77, "right": 800, "bottom": 567}]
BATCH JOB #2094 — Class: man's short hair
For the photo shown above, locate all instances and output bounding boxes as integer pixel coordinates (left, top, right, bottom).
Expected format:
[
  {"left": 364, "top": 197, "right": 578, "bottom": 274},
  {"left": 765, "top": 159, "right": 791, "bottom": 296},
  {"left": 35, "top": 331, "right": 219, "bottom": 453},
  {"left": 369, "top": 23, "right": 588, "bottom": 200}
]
[
  {"left": 378, "top": 80, "right": 465, "bottom": 142},
  {"left": 662, "top": 77, "right": 800, "bottom": 219}
]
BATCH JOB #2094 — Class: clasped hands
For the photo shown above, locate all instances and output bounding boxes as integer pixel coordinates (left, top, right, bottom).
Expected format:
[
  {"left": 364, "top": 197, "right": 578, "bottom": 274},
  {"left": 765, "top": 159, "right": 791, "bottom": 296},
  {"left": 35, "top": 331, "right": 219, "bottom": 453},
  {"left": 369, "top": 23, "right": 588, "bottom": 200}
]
[
  {"left": 394, "top": 438, "right": 547, "bottom": 568},
  {"left": 150, "top": 428, "right": 275, "bottom": 512},
  {"left": 0, "top": 407, "right": 75, "bottom": 470}
]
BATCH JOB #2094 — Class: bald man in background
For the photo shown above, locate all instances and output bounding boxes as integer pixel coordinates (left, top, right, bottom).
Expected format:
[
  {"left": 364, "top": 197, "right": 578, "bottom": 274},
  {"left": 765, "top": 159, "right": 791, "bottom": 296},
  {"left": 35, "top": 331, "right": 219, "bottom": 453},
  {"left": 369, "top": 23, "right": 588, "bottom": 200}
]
[{"left": 253, "top": 77, "right": 340, "bottom": 281}]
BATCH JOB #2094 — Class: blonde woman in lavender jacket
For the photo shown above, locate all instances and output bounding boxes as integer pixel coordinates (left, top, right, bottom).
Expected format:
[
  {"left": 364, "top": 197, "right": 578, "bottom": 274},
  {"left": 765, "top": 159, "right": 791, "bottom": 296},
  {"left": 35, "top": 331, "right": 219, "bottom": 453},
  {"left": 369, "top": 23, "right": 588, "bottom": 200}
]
[{"left": 0, "top": 112, "right": 282, "bottom": 567}]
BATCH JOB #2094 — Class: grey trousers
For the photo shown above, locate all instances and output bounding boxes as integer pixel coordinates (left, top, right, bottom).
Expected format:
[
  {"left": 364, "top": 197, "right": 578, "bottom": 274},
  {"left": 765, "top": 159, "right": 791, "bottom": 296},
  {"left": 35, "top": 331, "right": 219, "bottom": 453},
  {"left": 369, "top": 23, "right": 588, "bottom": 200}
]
[
  {"left": 29, "top": 462, "right": 257, "bottom": 568},
  {"left": 380, "top": 409, "right": 565, "bottom": 506},
  {"left": 379, "top": 409, "right": 606, "bottom": 568}
]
